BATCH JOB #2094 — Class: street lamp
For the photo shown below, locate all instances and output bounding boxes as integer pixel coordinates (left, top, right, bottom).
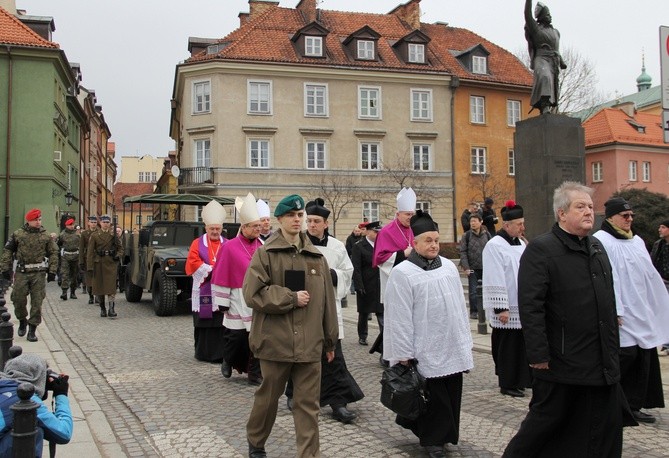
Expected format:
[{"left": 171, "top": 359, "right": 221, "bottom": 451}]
[{"left": 65, "top": 190, "right": 74, "bottom": 207}]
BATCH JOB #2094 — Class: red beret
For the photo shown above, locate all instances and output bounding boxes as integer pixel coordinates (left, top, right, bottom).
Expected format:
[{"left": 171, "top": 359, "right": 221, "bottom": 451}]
[
  {"left": 65, "top": 218, "right": 75, "bottom": 226},
  {"left": 25, "top": 208, "right": 41, "bottom": 221},
  {"left": 358, "top": 222, "right": 369, "bottom": 229}
]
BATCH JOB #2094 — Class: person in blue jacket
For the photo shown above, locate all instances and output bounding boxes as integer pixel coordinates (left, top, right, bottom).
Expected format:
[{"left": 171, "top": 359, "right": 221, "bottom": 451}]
[{"left": 0, "top": 353, "right": 72, "bottom": 457}]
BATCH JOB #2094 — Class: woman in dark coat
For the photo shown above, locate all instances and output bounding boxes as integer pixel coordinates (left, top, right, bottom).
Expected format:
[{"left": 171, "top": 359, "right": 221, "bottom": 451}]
[{"left": 351, "top": 222, "right": 384, "bottom": 345}]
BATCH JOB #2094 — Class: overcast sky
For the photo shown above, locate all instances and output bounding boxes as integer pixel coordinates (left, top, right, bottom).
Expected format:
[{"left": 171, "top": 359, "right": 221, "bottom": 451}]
[{"left": 17, "top": 0, "right": 669, "bottom": 161}]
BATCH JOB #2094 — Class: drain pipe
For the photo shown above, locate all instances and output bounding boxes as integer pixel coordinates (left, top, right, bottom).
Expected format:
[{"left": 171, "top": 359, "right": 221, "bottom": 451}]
[
  {"left": 449, "top": 76, "right": 460, "bottom": 242},
  {"left": 4, "top": 46, "right": 13, "bottom": 242}
]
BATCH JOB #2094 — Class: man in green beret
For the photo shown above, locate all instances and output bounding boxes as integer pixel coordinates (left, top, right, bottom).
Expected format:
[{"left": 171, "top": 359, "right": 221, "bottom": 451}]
[{"left": 243, "top": 194, "right": 339, "bottom": 458}]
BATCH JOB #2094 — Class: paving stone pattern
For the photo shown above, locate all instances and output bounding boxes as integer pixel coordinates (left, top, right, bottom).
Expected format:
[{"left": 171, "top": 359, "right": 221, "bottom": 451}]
[{"left": 42, "top": 285, "right": 669, "bottom": 457}]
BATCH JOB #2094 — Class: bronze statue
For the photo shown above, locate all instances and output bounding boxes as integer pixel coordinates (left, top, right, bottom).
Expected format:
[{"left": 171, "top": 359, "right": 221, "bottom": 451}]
[{"left": 524, "top": 0, "right": 567, "bottom": 114}]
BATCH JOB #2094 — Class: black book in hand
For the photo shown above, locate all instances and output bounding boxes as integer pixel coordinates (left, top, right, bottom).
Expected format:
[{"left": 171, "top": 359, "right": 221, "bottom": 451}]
[{"left": 285, "top": 269, "right": 305, "bottom": 292}]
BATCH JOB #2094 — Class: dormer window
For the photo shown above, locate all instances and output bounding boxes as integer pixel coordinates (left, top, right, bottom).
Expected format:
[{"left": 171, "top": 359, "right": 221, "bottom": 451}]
[
  {"left": 357, "top": 40, "right": 375, "bottom": 60},
  {"left": 305, "top": 36, "right": 323, "bottom": 57},
  {"left": 472, "top": 55, "right": 487, "bottom": 74},
  {"left": 408, "top": 43, "right": 425, "bottom": 63}
]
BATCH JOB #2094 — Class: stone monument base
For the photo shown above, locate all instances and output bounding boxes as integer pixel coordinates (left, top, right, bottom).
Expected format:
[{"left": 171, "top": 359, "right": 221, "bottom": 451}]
[{"left": 514, "top": 114, "right": 585, "bottom": 240}]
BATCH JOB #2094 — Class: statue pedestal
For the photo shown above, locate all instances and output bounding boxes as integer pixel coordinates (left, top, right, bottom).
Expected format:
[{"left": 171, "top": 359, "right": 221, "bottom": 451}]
[{"left": 514, "top": 114, "right": 585, "bottom": 240}]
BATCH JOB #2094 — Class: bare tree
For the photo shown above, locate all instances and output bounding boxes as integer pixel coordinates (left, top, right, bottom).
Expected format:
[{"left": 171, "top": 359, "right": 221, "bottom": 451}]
[
  {"left": 516, "top": 45, "right": 609, "bottom": 116},
  {"left": 308, "top": 172, "right": 365, "bottom": 237}
]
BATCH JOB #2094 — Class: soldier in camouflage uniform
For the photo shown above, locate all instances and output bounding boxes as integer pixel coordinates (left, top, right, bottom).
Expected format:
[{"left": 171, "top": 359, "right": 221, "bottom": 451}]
[
  {"left": 0, "top": 208, "right": 59, "bottom": 342},
  {"left": 57, "top": 217, "right": 80, "bottom": 300},
  {"left": 87, "top": 215, "right": 123, "bottom": 318},
  {"left": 79, "top": 216, "right": 98, "bottom": 304}
]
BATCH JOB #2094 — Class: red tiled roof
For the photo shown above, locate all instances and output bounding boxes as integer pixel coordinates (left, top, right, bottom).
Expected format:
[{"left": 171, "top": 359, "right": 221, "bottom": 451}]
[
  {"left": 0, "top": 7, "right": 59, "bottom": 49},
  {"left": 583, "top": 108, "right": 667, "bottom": 148},
  {"left": 186, "top": 5, "right": 531, "bottom": 88}
]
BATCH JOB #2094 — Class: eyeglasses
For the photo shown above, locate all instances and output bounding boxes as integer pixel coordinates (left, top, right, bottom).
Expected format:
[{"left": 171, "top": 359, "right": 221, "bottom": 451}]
[{"left": 619, "top": 213, "right": 635, "bottom": 220}]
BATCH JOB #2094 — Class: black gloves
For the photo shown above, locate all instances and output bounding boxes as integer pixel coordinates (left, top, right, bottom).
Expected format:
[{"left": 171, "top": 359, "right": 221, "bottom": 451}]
[
  {"left": 51, "top": 376, "right": 69, "bottom": 397},
  {"left": 329, "top": 268, "right": 338, "bottom": 287},
  {"left": 47, "top": 273, "right": 56, "bottom": 283},
  {"left": 1, "top": 271, "right": 11, "bottom": 281}
]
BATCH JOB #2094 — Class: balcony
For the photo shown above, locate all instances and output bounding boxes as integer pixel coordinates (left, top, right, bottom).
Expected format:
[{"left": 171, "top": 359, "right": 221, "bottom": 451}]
[{"left": 178, "top": 167, "right": 213, "bottom": 186}]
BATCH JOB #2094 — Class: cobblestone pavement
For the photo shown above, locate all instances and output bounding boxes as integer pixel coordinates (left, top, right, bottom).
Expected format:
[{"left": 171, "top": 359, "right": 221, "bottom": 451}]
[{"left": 41, "top": 285, "right": 669, "bottom": 457}]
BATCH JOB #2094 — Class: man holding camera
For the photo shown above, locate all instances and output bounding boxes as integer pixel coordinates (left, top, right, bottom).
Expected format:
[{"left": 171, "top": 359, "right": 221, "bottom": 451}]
[
  {"left": 1, "top": 209, "right": 59, "bottom": 342},
  {"left": 87, "top": 214, "right": 123, "bottom": 318},
  {"left": 0, "top": 353, "right": 72, "bottom": 456}
]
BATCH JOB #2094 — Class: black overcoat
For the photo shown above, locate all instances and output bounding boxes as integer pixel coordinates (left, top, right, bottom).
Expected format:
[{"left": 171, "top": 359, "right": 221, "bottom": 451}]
[{"left": 351, "top": 238, "right": 383, "bottom": 314}]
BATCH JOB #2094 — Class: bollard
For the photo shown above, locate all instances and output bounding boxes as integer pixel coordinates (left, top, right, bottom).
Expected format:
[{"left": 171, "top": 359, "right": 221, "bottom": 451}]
[
  {"left": 0, "top": 313, "right": 13, "bottom": 369},
  {"left": 476, "top": 279, "right": 487, "bottom": 335},
  {"left": 11, "top": 382, "right": 39, "bottom": 458}
]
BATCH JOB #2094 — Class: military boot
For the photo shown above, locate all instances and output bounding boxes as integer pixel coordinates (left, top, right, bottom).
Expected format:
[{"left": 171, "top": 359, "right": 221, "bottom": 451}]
[
  {"left": 99, "top": 296, "right": 107, "bottom": 317},
  {"left": 27, "top": 325, "right": 38, "bottom": 342},
  {"left": 107, "top": 301, "right": 117, "bottom": 318},
  {"left": 70, "top": 287, "right": 77, "bottom": 299},
  {"left": 17, "top": 319, "right": 27, "bottom": 337},
  {"left": 60, "top": 289, "right": 68, "bottom": 300},
  {"left": 88, "top": 287, "right": 94, "bottom": 304}
]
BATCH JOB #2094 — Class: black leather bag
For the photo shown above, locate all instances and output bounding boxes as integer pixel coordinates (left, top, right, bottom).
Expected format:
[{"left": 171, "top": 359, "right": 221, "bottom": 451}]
[{"left": 380, "top": 363, "right": 428, "bottom": 420}]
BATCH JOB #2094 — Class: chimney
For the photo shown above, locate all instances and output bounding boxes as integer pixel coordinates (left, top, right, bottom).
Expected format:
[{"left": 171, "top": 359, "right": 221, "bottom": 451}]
[
  {"left": 239, "top": 12, "right": 250, "bottom": 27},
  {"left": 296, "top": 0, "right": 317, "bottom": 23},
  {"left": 248, "top": 0, "right": 279, "bottom": 21},
  {"left": 389, "top": 0, "right": 421, "bottom": 30},
  {"left": 614, "top": 101, "right": 636, "bottom": 118}
]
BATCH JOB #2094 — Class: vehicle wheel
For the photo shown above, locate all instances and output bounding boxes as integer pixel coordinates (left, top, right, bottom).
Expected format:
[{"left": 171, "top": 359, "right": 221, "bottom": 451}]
[
  {"left": 124, "top": 264, "right": 143, "bottom": 303},
  {"left": 152, "top": 270, "right": 177, "bottom": 316}
]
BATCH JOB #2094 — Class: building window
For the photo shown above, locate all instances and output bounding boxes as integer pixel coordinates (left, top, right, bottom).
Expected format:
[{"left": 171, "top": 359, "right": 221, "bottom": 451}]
[
  {"left": 146, "top": 215, "right": 153, "bottom": 222},
  {"left": 192, "top": 81, "right": 211, "bottom": 114},
  {"left": 248, "top": 81, "right": 272, "bottom": 114},
  {"left": 138, "top": 172, "right": 145, "bottom": 182},
  {"left": 357, "top": 40, "right": 375, "bottom": 59},
  {"left": 412, "top": 144, "right": 431, "bottom": 171},
  {"left": 305, "top": 84, "right": 328, "bottom": 117},
  {"left": 592, "top": 162, "right": 603, "bottom": 182},
  {"left": 193, "top": 139, "right": 212, "bottom": 182},
  {"left": 305, "top": 36, "right": 322, "bottom": 57},
  {"left": 135, "top": 215, "right": 142, "bottom": 226},
  {"left": 472, "top": 56, "right": 487, "bottom": 74},
  {"left": 471, "top": 147, "right": 486, "bottom": 174},
  {"left": 249, "top": 139, "right": 270, "bottom": 168},
  {"left": 629, "top": 160, "right": 637, "bottom": 181},
  {"left": 470, "top": 96, "right": 485, "bottom": 124},
  {"left": 411, "top": 89, "right": 432, "bottom": 121},
  {"left": 408, "top": 43, "right": 425, "bottom": 63},
  {"left": 416, "top": 201, "right": 430, "bottom": 213},
  {"left": 642, "top": 161, "right": 651, "bottom": 182},
  {"left": 360, "top": 142, "right": 380, "bottom": 170},
  {"left": 507, "top": 100, "right": 521, "bottom": 126},
  {"left": 363, "top": 201, "right": 379, "bottom": 222},
  {"left": 306, "top": 141, "right": 326, "bottom": 169},
  {"left": 151, "top": 172, "right": 157, "bottom": 182},
  {"left": 508, "top": 149, "right": 515, "bottom": 176},
  {"left": 359, "top": 86, "right": 381, "bottom": 119}
]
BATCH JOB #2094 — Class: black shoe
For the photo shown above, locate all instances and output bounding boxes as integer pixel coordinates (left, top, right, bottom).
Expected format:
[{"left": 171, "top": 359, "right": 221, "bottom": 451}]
[
  {"left": 379, "top": 355, "right": 389, "bottom": 368},
  {"left": 221, "top": 360, "right": 232, "bottom": 378},
  {"left": 70, "top": 290, "right": 77, "bottom": 299},
  {"left": 248, "top": 374, "right": 263, "bottom": 386},
  {"left": 500, "top": 388, "right": 525, "bottom": 398},
  {"left": 17, "top": 320, "right": 27, "bottom": 337},
  {"left": 60, "top": 290, "right": 68, "bottom": 300},
  {"left": 27, "top": 325, "right": 38, "bottom": 342},
  {"left": 107, "top": 302, "right": 117, "bottom": 318},
  {"left": 632, "top": 410, "right": 656, "bottom": 423},
  {"left": 88, "top": 296, "right": 94, "bottom": 304},
  {"left": 286, "top": 397, "right": 294, "bottom": 411},
  {"left": 424, "top": 445, "right": 446, "bottom": 458},
  {"left": 331, "top": 405, "right": 357, "bottom": 423},
  {"left": 100, "top": 306, "right": 107, "bottom": 318},
  {"left": 358, "top": 338, "right": 368, "bottom": 346},
  {"left": 248, "top": 442, "right": 266, "bottom": 458}
]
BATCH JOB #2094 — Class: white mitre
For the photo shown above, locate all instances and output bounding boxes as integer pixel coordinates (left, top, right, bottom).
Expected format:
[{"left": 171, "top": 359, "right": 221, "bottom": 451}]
[
  {"left": 257, "top": 199, "right": 270, "bottom": 219},
  {"left": 397, "top": 187, "right": 417, "bottom": 212},
  {"left": 237, "top": 193, "right": 261, "bottom": 224},
  {"left": 202, "top": 199, "right": 226, "bottom": 225}
]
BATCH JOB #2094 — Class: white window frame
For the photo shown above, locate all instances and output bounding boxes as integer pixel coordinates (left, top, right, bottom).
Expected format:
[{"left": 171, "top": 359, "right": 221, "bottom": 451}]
[
  {"left": 138, "top": 171, "right": 144, "bottom": 182},
  {"left": 412, "top": 144, "right": 432, "bottom": 171},
  {"left": 306, "top": 141, "right": 327, "bottom": 170},
  {"left": 248, "top": 80, "right": 272, "bottom": 115},
  {"left": 248, "top": 139, "right": 270, "bottom": 169},
  {"left": 408, "top": 43, "right": 425, "bottom": 63},
  {"left": 472, "top": 55, "right": 487, "bottom": 74},
  {"left": 194, "top": 139, "right": 211, "bottom": 168},
  {"left": 592, "top": 162, "right": 602, "bottom": 183},
  {"left": 471, "top": 147, "right": 486, "bottom": 174},
  {"left": 411, "top": 89, "right": 433, "bottom": 121},
  {"left": 151, "top": 172, "right": 157, "bottom": 182},
  {"left": 642, "top": 161, "right": 651, "bottom": 182},
  {"left": 363, "top": 201, "right": 380, "bottom": 222},
  {"left": 305, "top": 36, "right": 323, "bottom": 57},
  {"left": 135, "top": 215, "right": 142, "bottom": 226},
  {"left": 192, "top": 80, "right": 211, "bottom": 114},
  {"left": 507, "top": 100, "right": 521, "bottom": 127},
  {"left": 416, "top": 201, "right": 431, "bottom": 213},
  {"left": 508, "top": 149, "right": 516, "bottom": 176},
  {"left": 470, "top": 96, "right": 485, "bottom": 124},
  {"left": 629, "top": 160, "right": 637, "bottom": 181},
  {"left": 358, "top": 86, "right": 381, "bottom": 119},
  {"left": 304, "top": 83, "right": 329, "bottom": 117},
  {"left": 360, "top": 142, "right": 380, "bottom": 171},
  {"left": 357, "top": 40, "right": 375, "bottom": 60}
]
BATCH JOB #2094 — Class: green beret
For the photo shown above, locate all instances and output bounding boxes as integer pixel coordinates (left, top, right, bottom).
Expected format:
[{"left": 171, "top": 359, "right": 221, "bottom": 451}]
[{"left": 274, "top": 194, "right": 305, "bottom": 217}]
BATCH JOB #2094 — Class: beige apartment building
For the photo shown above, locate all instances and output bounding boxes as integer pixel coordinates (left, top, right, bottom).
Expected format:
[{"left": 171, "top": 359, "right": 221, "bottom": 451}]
[
  {"left": 169, "top": 0, "right": 531, "bottom": 240},
  {"left": 117, "top": 155, "right": 166, "bottom": 185}
]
